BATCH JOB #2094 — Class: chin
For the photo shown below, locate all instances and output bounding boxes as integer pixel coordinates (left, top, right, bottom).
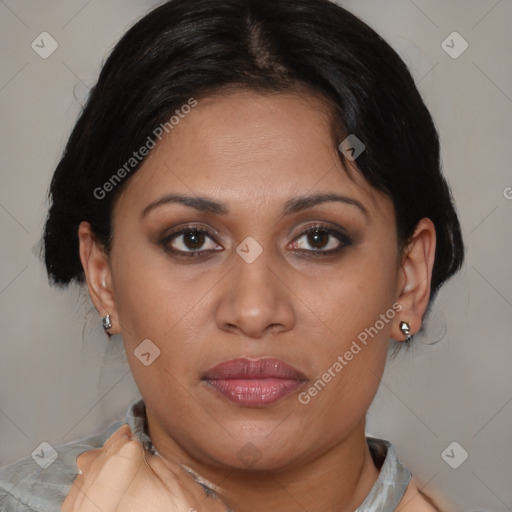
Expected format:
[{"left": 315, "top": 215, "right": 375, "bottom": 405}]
[{"left": 194, "top": 432, "right": 319, "bottom": 473}]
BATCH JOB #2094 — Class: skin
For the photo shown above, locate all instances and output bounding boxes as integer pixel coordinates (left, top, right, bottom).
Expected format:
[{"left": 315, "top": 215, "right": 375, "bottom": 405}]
[
  {"left": 61, "top": 425, "right": 229, "bottom": 512},
  {"left": 74, "top": 90, "right": 437, "bottom": 511}
]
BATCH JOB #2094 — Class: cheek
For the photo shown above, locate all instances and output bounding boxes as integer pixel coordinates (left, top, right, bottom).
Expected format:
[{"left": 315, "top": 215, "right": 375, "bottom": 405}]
[
  {"left": 307, "top": 246, "right": 398, "bottom": 348},
  {"left": 298, "top": 246, "right": 398, "bottom": 418},
  {"left": 110, "top": 236, "right": 200, "bottom": 338},
  {"left": 109, "top": 239, "right": 221, "bottom": 395}
]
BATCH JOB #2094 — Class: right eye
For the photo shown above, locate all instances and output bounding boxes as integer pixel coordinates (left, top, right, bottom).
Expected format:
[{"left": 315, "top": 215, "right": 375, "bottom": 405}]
[{"left": 161, "top": 226, "right": 223, "bottom": 258}]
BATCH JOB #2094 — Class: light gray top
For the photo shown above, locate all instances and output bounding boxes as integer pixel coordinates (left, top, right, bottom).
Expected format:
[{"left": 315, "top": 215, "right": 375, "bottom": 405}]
[{"left": 0, "top": 400, "right": 411, "bottom": 511}]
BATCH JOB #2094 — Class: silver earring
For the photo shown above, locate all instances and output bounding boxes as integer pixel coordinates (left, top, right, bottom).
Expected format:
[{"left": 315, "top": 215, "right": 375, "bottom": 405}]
[
  {"left": 101, "top": 314, "right": 113, "bottom": 331},
  {"left": 399, "top": 321, "right": 411, "bottom": 342}
]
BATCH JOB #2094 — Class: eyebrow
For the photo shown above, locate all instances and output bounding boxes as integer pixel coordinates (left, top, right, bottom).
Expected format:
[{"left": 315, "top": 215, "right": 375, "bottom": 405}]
[
  {"left": 283, "top": 193, "right": 368, "bottom": 217},
  {"left": 141, "top": 194, "right": 228, "bottom": 218},
  {"left": 141, "top": 192, "right": 368, "bottom": 218}
]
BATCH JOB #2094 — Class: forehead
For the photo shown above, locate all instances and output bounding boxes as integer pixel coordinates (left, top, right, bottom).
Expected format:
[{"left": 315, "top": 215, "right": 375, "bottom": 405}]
[{"left": 115, "top": 90, "right": 391, "bottom": 220}]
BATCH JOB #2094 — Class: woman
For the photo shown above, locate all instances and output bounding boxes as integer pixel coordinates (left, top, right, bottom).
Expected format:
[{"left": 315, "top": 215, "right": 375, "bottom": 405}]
[{"left": 0, "top": 0, "right": 464, "bottom": 510}]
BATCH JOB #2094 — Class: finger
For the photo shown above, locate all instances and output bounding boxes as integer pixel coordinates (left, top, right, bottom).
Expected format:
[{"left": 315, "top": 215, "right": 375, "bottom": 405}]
[
  {"left": 146, "top": 451, "right": 184, "bottom": 478},
  {"left": 73, "top": 438, "right": 145, "bottom": 511},
  {"left": 92, "top": 437, "right": 145, "bottom": 487},
  {"left": 76, "top": 425, "right": 133, "bottom": 474},
  {"left": 76, "top": 447, "right": 102, "bottom": 475},
  {"left": 143, "top": 453, "right": 224, "bottom": 506},
  {"left": 140, "top": 451, "right": 191, "bottom": 499},
  {"left": 102, "top": 424, "right": 133, "bottom": 455}
]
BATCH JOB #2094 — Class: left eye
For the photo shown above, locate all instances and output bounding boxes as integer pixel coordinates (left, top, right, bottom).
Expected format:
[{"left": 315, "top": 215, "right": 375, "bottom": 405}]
[{"left": 289, "top": 227, "right": 348, "bottom": 253}]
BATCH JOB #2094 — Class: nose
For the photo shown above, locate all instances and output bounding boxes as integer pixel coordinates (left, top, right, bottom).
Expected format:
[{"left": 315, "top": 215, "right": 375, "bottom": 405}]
[{"left": 214, "top": 246, "right": 296, "bottom": 339}]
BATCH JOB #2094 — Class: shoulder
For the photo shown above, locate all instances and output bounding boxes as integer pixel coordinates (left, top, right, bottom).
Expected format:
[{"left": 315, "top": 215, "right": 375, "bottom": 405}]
[
  {"left": 397, "top": 476, "right": 443, "bottom": 512},
  {"left": 0, "top": 420, "right": 125, "bottom": 512}
]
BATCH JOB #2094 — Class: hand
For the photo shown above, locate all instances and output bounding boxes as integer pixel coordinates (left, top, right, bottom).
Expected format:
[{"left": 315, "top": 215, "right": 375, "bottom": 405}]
[{"left": 61, "top": 424, "right": 230, "bottom": 512}]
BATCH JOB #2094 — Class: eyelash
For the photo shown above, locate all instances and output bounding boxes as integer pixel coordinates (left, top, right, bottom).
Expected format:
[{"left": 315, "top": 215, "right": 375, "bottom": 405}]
[
  {"left": 289, "top": 224, "right": 352, "bottom": 256},
  {"left": 159, "top": 224, "right": 352, "bottom": 259}
]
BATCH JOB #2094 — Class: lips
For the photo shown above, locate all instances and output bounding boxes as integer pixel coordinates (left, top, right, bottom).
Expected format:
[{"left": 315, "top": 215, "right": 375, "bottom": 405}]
[{"left": 202, "top": 358, "right": 307, "bottom": 407}]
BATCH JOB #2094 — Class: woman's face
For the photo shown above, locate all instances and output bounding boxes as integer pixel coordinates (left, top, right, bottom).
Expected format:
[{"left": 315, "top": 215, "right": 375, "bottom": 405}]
[{"left": 107, "top": 91, "right": 403, "bottom": 471}]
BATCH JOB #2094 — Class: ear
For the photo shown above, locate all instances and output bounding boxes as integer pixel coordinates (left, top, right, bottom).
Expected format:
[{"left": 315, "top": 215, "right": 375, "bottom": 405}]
[
  {"left": 392, "top": 218, "right": 436, "bottom": 341},
  {"left": 78, "top": 221, "right": 119, "bottom": 334}
]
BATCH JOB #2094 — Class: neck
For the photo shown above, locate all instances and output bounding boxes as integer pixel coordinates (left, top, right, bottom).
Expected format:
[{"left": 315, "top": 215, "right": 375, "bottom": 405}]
[
  {"left": 148, "top": 416, "right": 380, "bottom": 512},
  {"left": 217, "top": 429, "right": 379, "bottom": 512}
]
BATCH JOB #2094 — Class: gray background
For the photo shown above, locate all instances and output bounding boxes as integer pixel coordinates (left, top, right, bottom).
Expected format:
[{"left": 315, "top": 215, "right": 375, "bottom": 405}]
[{"left": 1, "top": 1, "right": 511, "bottom": 510}]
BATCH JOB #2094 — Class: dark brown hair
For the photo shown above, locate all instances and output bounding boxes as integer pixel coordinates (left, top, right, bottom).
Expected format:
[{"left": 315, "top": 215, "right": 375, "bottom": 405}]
[{"left": 44, "top": 0, "right": 464, "bottom": 303}]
